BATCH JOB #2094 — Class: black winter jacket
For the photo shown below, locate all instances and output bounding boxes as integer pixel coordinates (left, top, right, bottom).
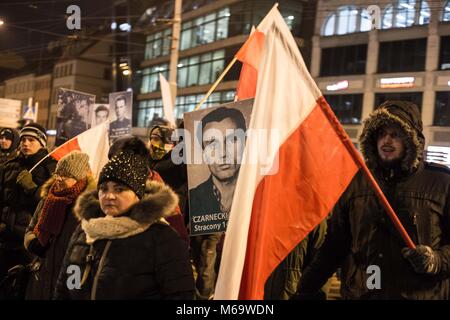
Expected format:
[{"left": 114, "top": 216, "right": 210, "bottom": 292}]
[
  {"left": 0, "top": 148, "right": 56, "bottom": 248},
  {"left": 300, "top": 101, "right": 450, "bottom": 300},
  {"left": 54, "top": 180, "right": 195, "bottom": 300}
]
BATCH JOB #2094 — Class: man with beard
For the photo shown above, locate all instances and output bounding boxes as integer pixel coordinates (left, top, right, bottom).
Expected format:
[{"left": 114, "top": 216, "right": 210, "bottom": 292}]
[{"left": 295, "top": 100, "right": 450, "bottom": 300}]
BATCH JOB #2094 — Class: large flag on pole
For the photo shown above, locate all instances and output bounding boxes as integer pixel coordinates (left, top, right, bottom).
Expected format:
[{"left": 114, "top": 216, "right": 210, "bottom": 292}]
[
  {"left": 214, "top": 7, "right": 360, "bottom": 300},
  {"left": 51, "top": 121, "right": 109, "bottom": 178}
]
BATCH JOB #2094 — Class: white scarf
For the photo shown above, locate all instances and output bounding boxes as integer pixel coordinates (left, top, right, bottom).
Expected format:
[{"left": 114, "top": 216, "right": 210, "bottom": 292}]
[{"left": 81, "top": 215, "right": 167, "bottom": 244}]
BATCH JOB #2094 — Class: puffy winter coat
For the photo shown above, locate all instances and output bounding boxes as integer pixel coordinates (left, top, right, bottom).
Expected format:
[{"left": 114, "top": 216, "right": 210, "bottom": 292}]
[{"left": 54, "top": 180, "right": 195, "bottom": 300}]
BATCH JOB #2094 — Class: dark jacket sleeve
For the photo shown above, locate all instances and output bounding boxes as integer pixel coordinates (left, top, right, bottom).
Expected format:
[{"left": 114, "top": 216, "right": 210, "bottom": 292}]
[
  {"left": 154, "top": 224, "right": 195, "bottom": 299},
  {"left": 298, "top": 197, "right": 352, "bottom": 295},
  {"left": 24, "top": 199, "right": 44, "bottom": 249}
]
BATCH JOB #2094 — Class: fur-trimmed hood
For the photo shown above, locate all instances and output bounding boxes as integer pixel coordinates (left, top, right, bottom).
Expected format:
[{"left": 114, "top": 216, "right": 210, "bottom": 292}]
[
  {"left": 40, "top": 175, "right": 97, "bottom": 198},
  {"left": 74, "top": 180, "right": 179, "bottom": 226},
  {"left": 359, "top": 100, "right": 425, "bottom": 172}
]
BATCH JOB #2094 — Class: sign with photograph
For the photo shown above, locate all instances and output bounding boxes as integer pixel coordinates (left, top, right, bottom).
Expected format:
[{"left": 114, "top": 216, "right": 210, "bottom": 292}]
[
  {"left": 184, "top": 99, "right": 253, "bottom": 235},
  {"left": 55, "top": 88, "right": 95, "bottom": 146},
  {"left": 109, "top": 91, "right": 132, "bottom": 142}
]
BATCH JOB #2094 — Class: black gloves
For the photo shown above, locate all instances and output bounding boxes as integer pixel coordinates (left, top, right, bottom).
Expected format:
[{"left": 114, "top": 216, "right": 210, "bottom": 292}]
[
  {"left": 16, "top": 170, "right": 38, "bottom": 193},
  {"left": 27, "top": 238, "right": 47, "bottom": 258},
  {"left": 402, "top": 245, "right": 441, "bottom": 275}
]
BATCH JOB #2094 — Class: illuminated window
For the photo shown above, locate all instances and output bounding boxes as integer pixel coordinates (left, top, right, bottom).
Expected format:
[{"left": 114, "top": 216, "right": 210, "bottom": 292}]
[
  {"left": 321, "top": 6, "right": 372, "bottom": 36},
  {"left": 443, "top": 0, "right": 450, "bottom": 21},
  {"left": 382, "top": 0, "right": 430, "bottom": 29},
  {"left": 141, "top": 64, "right": 169, "bottom": 93}
]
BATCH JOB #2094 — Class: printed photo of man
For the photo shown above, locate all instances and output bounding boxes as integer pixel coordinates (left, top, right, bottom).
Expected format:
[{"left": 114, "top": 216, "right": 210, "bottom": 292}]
[
  {"left": 109, "top": 91, "right": 132, "bottom": 141},
  {"left": 188, "top": 105, "right": 248, "bottom": 234},
  {"left": 94, "top": 105, "right": 110, "bottom": 125}
]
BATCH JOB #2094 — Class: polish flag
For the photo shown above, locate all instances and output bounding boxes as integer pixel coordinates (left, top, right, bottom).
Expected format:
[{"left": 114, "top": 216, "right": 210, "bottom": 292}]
[
  {"left": 235, "top": 27, "right": 265, "bottom": 101},
  {"left": 51, "top": 121, "right": 110, "bottom": 178},
  {"left": 214, "top": 7, "right": 361, "bottom": 300}
]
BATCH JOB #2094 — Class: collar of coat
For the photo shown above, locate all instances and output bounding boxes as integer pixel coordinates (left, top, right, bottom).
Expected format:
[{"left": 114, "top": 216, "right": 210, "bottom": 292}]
[{"left": 73, "top": 179, "right": 179, "bottom": 229}]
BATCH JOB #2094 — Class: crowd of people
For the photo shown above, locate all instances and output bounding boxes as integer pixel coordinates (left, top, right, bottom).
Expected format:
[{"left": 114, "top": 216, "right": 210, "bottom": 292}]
[{"left": 0, "top": 99, "right": 449, "bottom": 300}]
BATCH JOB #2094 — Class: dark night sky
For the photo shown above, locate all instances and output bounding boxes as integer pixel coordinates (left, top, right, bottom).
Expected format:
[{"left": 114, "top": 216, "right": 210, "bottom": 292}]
[{"left": 0, "top": 0, "right": 114, "bottom": 80}]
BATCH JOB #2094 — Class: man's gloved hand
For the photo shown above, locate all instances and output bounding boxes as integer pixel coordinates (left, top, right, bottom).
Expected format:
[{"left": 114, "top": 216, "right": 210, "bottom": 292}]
[
  {"left": 402, "top": 245, "right": 441, "bottom": 275},
  {"left": 16, "top": 170, "right": 37, "bottom": 193}
]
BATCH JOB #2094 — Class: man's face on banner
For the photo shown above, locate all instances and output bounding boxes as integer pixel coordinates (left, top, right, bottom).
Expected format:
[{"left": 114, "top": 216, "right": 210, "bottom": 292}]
[
  {"left": 202, "top": 117, "right": 244, "bottom": 182},
  {"left": 96, "top": 109, "right": 109, "bottom": 125},
  {"left": 115, "top": 98, "right": 126, "bottom": 120}
]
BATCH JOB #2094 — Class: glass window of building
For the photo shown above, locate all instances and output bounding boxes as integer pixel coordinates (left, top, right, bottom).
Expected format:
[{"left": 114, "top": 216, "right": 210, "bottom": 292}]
[
  {"left": 434, "top": 92, "right": 450, "bottom": 126},
  {"left": 382, "top": 0, "right": 430, "bottom": 29},
  {"left": 137, "top": 91, "right": 235, "bottom": 126},
  {"left": 180, "top": 7, "right": 230, "bottom": 51},
  {"left": 141, "top": 64, "right": 169, "bottom": 93},
  {"left": 145, "top": 29, "right": 172, "bottom": 59},
  {"left": 321, "top": 6, "right": 373, "bottom": 36},
  {"left": 174, "top": 90, "right": 235, "bottom": 119},
  {"left": 320, "top": 44, "right": 367, "bottom": 76},
  {"left": 324, "top": 94, "right": 363, "bottom": 124},
  {"left": 439, "top": 36, "right": 450, "bottom": 70},
  {"left": 137, "top": 99, "right": 163, "bottom": 128},
  {"left": 177, "top": 50, "right": 225, "bottom": 88},
  {"left": 378, "top": 38, "right": 426, "bottom": 73},
  {"left": 374, "top": 92, "right": 423, "bottom": 111},
  {"left": 443, "top": 1, "right": 450, "bottom": 21}
]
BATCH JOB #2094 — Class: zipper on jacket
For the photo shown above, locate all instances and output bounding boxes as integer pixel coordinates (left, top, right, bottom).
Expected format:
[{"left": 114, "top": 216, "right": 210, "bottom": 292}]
[{"left": 91, "top": 240, "right": 112, "bottom": 300}]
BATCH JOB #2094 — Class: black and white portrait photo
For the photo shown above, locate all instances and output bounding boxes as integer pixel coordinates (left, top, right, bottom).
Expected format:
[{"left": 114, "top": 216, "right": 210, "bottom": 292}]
[
  {"left": 55, "top": 88, "right": 95, "bottom": 146},
  {"left": 185, "top": 99, "right": 253, "bottom": 235},
  {"left": 109, "top": 91, "right": 133, "bottom": 141}
]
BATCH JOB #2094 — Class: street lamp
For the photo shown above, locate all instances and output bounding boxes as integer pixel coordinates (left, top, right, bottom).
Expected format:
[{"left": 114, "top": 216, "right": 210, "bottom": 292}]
[{"left": 0, "top": 20, "right": 4, "bottom": 26}]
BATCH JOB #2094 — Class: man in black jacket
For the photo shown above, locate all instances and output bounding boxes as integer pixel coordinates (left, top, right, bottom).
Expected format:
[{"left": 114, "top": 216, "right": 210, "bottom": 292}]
[
  {"left": 297, "top": 100, "right": 450, "bottom": 299},
  {"left": 0, "top": 123, "right": 56, "bottom": 281}
]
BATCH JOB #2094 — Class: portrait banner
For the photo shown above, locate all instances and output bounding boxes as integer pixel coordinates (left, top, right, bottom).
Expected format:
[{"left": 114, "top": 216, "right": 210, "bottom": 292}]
[
  {"left": 55, "top": 88, "right": 95, "bottom": 146},
  {"left": 184, "top": 99, "right": 253, "bottom": 235}
]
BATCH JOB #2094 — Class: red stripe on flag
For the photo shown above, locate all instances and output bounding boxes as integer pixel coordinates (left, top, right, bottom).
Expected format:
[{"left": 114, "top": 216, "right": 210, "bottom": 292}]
[
  {"left": 238, "top": 100, "right": 359, "bottom": 299},
  {"left": 235, "top": 30, "right": 265, "bottom": 101},
  {"left": 51, "top": 138, "right": 81, "bottom": 161}
]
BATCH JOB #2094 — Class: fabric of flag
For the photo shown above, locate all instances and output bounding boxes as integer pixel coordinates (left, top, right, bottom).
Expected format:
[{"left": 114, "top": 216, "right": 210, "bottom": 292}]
[
  {"left": 51, "top": 121, "right": 109, "bottom": 178},
  {"left": 235, "top": 28, "right": 265, "bottom": 101},
  {"left": 214, "top": 7, "right": 360, "bottom": 300}
]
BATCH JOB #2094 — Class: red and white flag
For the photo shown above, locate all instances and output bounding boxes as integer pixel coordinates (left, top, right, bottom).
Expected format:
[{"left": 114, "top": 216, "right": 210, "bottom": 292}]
[
  {"left": 235, "top": 27, "right": 264, "bottom": 101},
  {"left": 214, "top": 6, "right": 361, "bottom": 300},
  {"left": 51, "top": 121, "right": 109, "bottom": 178}
]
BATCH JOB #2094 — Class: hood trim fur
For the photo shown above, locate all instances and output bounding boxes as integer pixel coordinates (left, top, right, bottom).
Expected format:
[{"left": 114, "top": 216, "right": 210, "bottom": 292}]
[
  {"left": 359, "top": 107, "right": 424, "bottom": 172},
  {"left": 74, "top": 180, "right": 179, "bottom": 227}
]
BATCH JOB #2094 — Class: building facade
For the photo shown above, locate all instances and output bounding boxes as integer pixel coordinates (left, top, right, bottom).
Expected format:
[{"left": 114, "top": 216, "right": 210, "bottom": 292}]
[
  {"left": 311, "top": 0, "right": 450, "bottom": 154},
  {"left": 135, "top": 0, "right": 316, "bottom": 128}
]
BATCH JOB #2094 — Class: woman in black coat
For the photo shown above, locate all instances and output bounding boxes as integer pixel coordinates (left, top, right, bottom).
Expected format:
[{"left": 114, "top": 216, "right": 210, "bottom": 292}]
[{"left": 54, "top": 148, "right": 195, "bottom": 300}]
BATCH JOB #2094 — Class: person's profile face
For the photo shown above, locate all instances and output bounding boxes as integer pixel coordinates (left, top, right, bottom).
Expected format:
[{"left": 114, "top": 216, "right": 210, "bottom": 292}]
[
  {"left": 95, "top": 110, "right": 109, "bottom": 125},
  {"left": 115, "top": 99, "right": 126, "bottom": 119},
  {"left": 202, "top": 117, "right": 244, "bottom": 182}
]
